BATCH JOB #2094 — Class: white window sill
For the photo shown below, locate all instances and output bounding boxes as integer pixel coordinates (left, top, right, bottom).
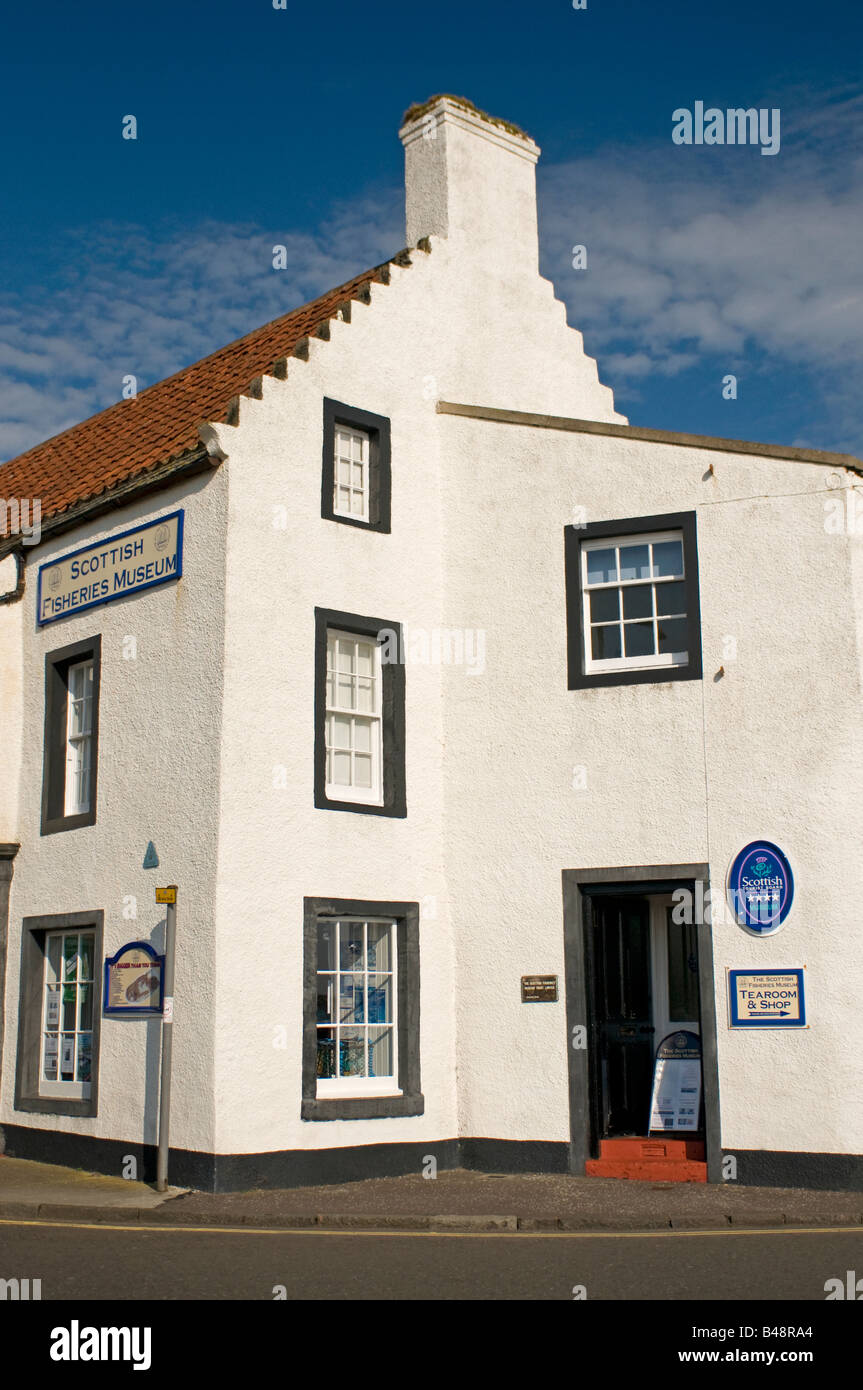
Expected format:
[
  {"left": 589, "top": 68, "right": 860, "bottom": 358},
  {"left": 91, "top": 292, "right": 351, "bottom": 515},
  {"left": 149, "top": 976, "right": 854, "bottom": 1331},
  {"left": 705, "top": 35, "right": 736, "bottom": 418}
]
[
  {"left": 40, "top": 1081, "right": 91, "bottom": 1100},
  {"left": 325, "top": 785, "right": 384, "bottom": 808},
  {"left": 316, "top": 1081, "right": 401, "bottom": 1100},
  {"left": 586, "top": 652, "right": 688, "bottom": 675}
]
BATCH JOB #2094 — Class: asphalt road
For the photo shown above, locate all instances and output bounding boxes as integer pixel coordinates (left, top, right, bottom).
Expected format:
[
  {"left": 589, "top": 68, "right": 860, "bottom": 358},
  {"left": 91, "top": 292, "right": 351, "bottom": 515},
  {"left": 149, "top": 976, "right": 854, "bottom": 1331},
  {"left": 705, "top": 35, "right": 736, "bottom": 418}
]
[{"left": 2, "top": 1218, "right": 863, "bottom": 1301}]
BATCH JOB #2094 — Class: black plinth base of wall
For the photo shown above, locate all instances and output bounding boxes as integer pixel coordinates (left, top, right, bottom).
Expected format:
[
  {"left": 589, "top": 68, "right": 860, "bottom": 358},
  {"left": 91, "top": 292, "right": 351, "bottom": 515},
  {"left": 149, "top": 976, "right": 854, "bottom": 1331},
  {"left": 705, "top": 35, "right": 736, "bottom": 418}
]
[{"left": 2, "top": 1123, "right": 862, "bottom": 1194}]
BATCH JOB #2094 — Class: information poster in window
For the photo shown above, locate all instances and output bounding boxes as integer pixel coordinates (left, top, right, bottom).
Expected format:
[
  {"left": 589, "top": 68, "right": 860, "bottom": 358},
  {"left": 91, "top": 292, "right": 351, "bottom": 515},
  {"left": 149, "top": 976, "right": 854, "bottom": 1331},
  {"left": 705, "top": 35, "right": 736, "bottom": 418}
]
[
  {"left": 104, "top": 941, "right": 165, "bottom": 1015},
  {"left": 78, "top": 1034, "right": 92, "bottom": 1082},
  {"left": 648, "top": 1030, "right": 703, "bottom": 1133}
]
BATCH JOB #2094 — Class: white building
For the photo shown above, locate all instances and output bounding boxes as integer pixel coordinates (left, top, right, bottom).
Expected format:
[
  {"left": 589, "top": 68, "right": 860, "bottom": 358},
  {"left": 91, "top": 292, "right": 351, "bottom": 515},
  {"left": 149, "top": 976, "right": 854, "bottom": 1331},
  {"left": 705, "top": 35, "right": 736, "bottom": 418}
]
[{"left": 1, "top": 96, "right": 861, "bottom": 1191}]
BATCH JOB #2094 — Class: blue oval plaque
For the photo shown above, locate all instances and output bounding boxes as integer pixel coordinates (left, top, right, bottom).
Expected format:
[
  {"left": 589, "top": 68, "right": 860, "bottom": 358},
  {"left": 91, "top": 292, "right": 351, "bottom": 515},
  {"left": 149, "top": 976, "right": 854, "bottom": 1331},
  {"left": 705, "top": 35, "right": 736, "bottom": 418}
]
[{"left": 728, "top": 840, "right": 794, "bottom": 934}]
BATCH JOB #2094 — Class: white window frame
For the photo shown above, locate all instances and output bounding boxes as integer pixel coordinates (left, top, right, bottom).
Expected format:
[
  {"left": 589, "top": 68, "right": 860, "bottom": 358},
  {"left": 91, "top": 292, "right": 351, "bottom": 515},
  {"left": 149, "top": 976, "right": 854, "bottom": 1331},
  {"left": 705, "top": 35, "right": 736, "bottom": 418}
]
[
  {"left": 64, "top": 658, "right": 95, "bottom": 816},
  {"left": 649, "top": 895, "right": 700, "bottom": 1052},
  {"left": 325, "top": 630, "right": 383, "bottom": 806},
  {"left": 316, "top": 918, "right": 400, "bottom": 1099},
  {"left": 332, "top": 424, "right": 370, "bottom": 522},
  {"left": 39, "top": 929, "right": 95, "bottom": 1100},
  {"left": 581, "top": 529, "right": 688, "bottom": 674}
]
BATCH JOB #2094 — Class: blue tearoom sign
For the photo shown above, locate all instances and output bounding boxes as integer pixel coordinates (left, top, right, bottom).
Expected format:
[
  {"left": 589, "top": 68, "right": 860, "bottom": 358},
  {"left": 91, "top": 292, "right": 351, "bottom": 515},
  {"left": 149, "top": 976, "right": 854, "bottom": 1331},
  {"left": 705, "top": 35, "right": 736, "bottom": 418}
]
[
  {"left": 728, "top": 968, "right": 806, "bottom": 1028},
  {"left": 37, "top": 511, "right": 184, "bottom": 626},
  {"left": 727, "top": 839, "right": 794, "bottom": 935}
]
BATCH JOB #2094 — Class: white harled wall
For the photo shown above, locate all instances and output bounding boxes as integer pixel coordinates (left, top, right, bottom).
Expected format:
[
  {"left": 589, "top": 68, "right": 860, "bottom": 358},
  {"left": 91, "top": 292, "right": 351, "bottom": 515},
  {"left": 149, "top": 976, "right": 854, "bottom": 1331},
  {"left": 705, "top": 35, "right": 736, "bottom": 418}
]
[
  {"left": 206, "top": 103, "right": 629, "bottom": 1156},
  {"left": 0, "top": 472, "right": 228, "bottom": 1155},
  {"left": 0, "top": 555, "right": 23, "bottom": 844},
  {"left": 439, "top": 416, "right": 863, "bottom": 1156}
]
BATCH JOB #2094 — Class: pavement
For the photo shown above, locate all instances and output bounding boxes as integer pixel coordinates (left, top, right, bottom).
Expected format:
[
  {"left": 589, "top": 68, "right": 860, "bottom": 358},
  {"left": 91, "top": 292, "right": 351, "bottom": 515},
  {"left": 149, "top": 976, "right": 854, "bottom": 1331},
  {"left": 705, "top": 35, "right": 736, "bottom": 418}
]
[
  {"left": 3, "top": 1154, "right": 863, "bottom": 1232},
  {"left": 0, "top": 1154, "right": 183, "bottom": 1217}
]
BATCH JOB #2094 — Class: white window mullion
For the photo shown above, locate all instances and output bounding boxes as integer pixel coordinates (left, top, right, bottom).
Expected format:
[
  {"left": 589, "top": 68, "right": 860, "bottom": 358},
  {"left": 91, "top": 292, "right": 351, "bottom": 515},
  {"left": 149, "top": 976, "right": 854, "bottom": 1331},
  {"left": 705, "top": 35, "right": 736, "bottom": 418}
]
[
  {"left": 333, "top": 426, "right": 370, "bottom": 522},
  {"left": 64, "top": 659, "right": 94, "bottom": 816},
  {"left": 316, "top": 917, "right": 399, "bottom": 1098},
  {"left": 582, "top": 529, "right": 687, "bottom": 675},
  {"left": 325, "top": 631, "right": 383, "bottom": 805},
  {"left": 40, "top": 929, "right": 94, "bottom": 1100}
]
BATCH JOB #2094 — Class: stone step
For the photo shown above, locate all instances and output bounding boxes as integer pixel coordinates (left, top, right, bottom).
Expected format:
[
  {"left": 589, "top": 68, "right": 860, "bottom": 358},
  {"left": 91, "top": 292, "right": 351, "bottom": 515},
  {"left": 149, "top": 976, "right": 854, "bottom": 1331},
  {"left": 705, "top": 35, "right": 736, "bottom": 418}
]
[
  {"left": 586, "top": 1156, "right": 707, "bottom": 1182},
  {"left": 597, "top": 1137, "right": 705, "bottom": 1162},
  {"left": 586, "top": 1136, "right": 708, "bottom": 1182}
]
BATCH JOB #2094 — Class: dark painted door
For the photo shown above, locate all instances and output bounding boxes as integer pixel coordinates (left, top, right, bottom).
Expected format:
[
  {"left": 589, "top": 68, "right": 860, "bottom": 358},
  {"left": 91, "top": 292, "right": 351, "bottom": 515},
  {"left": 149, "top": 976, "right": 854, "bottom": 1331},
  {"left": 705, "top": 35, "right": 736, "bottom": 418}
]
[{"left": 592, "top": 896, "right": 654, "bottom": 1136}]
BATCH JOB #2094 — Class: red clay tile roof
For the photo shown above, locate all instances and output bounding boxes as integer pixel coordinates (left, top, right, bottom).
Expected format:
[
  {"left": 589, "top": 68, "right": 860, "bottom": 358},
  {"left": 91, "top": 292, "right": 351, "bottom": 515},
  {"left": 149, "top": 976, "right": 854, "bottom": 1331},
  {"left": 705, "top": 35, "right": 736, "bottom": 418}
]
[{"left": 0, "top": 250, "right": 416, "bottom": 525}]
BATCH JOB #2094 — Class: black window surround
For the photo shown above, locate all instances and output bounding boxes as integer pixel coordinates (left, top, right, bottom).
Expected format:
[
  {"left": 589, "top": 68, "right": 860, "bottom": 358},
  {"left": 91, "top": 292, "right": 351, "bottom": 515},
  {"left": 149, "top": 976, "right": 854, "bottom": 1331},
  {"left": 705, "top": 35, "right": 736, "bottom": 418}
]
[
  {"left": 301, "top": 896, "right": 423, "bottom": 1121},
  {"left": 321, "top": 398, "right": 392, "bottom": 533},
  {"left": 14, "top": 910, "right": 103, "bottom": 1118},
  {"left": 314, "top": 607, "right": 407, "bottom": 817},
  {"left": 40, "top": 634, "right": 101, "bottom": 835},
  {"left": 565, "top": 510, "right": 702, "bottom": 690}
]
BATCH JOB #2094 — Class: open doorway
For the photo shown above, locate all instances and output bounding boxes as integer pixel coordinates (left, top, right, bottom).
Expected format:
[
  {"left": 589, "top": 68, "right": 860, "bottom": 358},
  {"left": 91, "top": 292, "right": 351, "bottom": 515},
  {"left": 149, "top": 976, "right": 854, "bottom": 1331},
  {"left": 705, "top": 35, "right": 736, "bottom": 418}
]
[
  {"left": 562, "top": 866, "right": 721, "bottom": 1182},
  {"left": 587, "top": 893, "right": 701, "bottom": 1140}
]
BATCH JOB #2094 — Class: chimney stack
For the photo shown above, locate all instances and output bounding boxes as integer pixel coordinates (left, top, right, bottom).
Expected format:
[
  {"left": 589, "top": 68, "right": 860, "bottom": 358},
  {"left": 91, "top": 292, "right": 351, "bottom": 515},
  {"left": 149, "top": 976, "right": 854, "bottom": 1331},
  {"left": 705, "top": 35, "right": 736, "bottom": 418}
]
[{"left": 399, "top": 96, "right": 541, "bottom": 277}]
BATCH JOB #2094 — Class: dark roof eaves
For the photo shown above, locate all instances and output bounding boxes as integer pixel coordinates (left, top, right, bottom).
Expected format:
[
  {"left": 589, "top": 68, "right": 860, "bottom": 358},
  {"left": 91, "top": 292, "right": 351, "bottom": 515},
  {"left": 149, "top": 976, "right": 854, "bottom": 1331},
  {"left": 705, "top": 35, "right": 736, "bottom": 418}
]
[{"left": 0, "top": 443, "right": 216, "bottom": 562}]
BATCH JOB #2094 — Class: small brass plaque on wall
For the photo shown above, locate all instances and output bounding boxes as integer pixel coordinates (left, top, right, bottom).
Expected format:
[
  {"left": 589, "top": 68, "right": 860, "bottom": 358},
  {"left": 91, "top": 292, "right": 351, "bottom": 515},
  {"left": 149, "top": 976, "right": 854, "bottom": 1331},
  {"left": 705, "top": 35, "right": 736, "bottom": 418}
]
[{"left": 521, "top": 975, "right": 559, "bottom": 1003}]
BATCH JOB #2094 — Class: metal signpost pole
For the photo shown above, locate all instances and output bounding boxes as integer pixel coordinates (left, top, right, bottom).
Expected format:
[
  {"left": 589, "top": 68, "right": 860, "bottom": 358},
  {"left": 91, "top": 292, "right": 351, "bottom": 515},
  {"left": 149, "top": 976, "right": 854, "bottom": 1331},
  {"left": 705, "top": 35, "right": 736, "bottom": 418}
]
[{"left": 156, "top": 887, "right": 178, "bottom": 1193}]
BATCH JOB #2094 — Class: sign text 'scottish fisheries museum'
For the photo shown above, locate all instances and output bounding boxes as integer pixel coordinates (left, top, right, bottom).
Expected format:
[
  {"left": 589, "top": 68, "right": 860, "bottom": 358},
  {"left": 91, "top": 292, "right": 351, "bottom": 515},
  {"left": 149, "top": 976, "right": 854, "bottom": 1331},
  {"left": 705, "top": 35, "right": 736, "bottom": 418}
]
[{"left": 37, "top": 511, "right": 183, "bottom": 626}]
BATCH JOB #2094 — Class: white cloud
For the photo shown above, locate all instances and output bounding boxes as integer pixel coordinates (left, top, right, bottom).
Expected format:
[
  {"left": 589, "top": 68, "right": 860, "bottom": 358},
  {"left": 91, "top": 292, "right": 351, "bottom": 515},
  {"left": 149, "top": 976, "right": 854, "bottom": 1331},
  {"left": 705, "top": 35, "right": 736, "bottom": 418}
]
[
  {"left": 1, "top": 89, "right": 860, "bottom": 461},
  {"left": 538, "top": 93, "right": 863, "bottom": 450},
  {"left": 0, "top": 188, "right": 402, "bottom": 461}
]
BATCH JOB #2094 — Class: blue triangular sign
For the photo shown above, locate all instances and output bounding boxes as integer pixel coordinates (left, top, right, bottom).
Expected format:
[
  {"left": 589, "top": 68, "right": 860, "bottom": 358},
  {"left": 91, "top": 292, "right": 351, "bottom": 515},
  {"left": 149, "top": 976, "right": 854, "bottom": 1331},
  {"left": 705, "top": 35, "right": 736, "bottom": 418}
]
[{"left": 143, "top": 842, "right": 159, "bottom": 869}]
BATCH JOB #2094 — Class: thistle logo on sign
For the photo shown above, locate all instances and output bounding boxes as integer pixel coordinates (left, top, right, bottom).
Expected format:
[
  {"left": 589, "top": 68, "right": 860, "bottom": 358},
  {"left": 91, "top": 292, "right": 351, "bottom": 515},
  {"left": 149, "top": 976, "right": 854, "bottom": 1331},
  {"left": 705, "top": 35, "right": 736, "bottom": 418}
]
[{"left": 727, "top": 840, "right": 794, "bottom": 935}]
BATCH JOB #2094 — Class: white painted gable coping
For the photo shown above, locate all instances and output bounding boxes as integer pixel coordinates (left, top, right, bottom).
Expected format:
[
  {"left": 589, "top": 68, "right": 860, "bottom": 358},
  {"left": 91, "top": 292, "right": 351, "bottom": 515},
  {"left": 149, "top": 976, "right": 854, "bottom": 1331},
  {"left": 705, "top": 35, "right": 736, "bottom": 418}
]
[{"left": 436, "top": 400, "right": 863, "bottom": 472}]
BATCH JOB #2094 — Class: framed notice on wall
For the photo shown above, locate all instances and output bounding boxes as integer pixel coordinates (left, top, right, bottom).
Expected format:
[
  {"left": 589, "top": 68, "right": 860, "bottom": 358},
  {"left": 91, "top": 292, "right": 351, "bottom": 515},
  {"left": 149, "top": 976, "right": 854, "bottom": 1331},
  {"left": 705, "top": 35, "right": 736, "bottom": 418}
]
[{"left": 104, "top": 941, "right": 165, "bottom": 1015}]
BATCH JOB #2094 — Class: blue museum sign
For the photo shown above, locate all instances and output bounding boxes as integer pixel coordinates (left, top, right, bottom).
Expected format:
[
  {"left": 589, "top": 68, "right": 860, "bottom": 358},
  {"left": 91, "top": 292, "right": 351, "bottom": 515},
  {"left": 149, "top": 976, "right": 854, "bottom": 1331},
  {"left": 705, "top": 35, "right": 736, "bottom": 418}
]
[
  {"left": 727, "top": 840, "right": 794, "bottom": 934},
  {"left": 37, "top": 511, "right": 183, "bottom": 626}
]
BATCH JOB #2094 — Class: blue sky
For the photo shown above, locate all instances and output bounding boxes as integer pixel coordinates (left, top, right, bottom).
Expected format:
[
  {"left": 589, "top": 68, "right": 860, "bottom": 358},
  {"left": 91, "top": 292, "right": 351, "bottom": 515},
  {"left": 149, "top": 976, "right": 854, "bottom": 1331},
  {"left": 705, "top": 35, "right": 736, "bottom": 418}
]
[{"left": 1, "top": 0, "right": 861, "bottom": 459}]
